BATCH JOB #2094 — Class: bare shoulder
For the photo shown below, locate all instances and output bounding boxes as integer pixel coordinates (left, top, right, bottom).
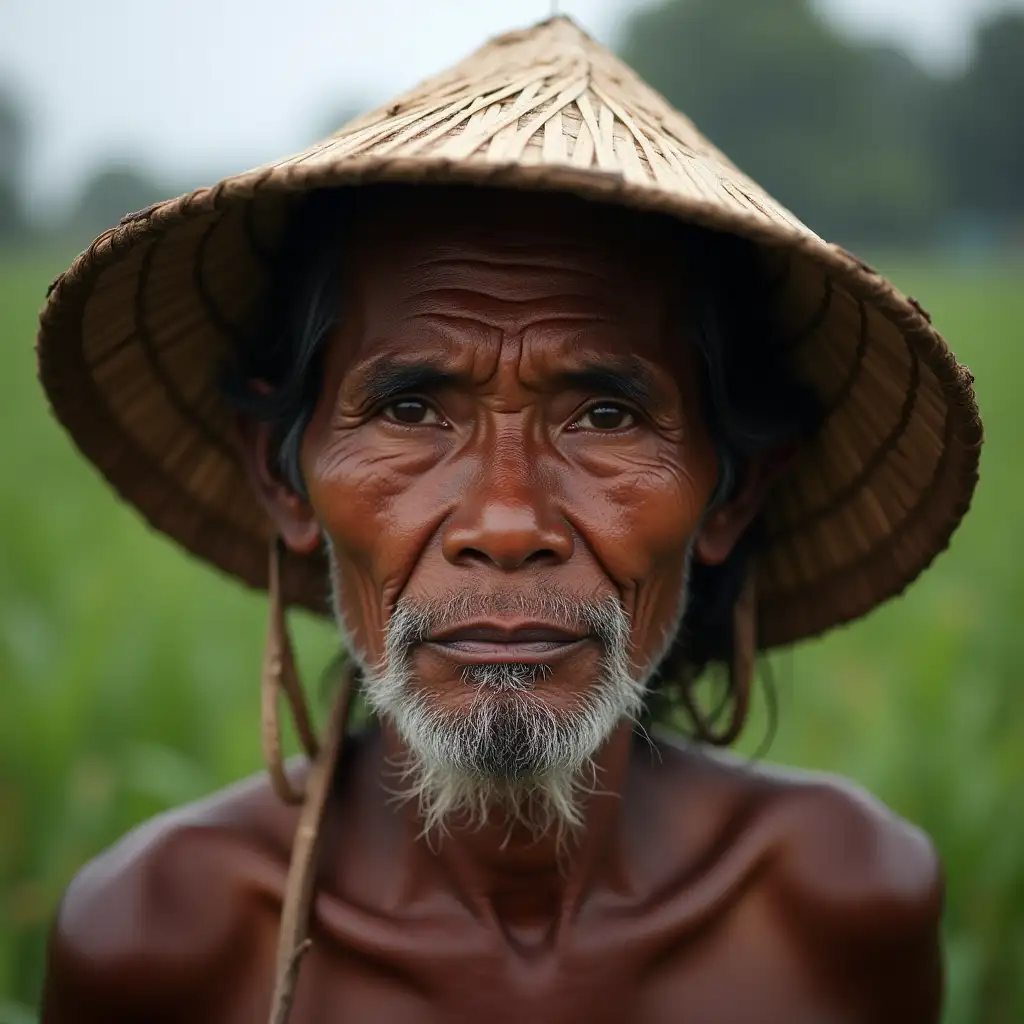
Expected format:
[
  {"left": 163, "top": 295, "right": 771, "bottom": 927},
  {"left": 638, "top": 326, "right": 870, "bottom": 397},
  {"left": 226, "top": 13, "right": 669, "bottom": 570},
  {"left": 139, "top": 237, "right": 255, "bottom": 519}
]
[
  {"left": 648, "top": 732, "right": 943, "bottom": 936},
  {"left": 41, "top": 766, "right": 299, "bottom": 1023},
  {"left": 767, "top": 762, "right": 943, "bottom": 936},
  {"left": 646, "top": 733, "right": 943, "bottom": 1020}
]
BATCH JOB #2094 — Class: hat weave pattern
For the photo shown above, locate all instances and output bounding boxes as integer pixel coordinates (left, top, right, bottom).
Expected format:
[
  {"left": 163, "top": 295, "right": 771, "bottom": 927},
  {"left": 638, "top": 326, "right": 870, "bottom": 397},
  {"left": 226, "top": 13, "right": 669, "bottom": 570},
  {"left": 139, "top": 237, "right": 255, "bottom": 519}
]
[{"left": 37, "top": 16, "right": 982, "bottom": 648}]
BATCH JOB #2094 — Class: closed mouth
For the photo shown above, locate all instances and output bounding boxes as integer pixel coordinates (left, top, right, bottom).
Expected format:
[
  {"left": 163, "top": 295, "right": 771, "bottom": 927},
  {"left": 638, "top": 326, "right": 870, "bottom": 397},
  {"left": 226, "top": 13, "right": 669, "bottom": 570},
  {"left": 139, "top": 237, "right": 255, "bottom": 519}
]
[{"left": 425, "top": 621, "right": 591, "bottom": 663}]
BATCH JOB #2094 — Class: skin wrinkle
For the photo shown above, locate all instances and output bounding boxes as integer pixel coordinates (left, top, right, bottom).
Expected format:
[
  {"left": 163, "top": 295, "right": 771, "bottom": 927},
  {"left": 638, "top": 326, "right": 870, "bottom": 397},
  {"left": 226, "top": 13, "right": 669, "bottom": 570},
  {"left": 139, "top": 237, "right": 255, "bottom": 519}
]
[
  {"left": 281, "top": 204, "right": 725, "bottom": 841},
  {"left": 317, "top": 323, "right": 691, "bottom": 692},
  {"left": 226, "top": 186, "right": 819, "bottom": 820}
]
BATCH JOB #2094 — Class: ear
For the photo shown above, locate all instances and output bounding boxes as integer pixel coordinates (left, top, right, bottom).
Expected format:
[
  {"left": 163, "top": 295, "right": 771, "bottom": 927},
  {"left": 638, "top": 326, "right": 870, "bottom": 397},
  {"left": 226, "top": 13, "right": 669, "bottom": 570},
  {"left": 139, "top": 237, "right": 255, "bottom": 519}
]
[
  {"left": 234, "top": 407, "right": 321, "bottom": 557},
  {"left": 695, "top": 442, "right": 799, "bottom": 566}
]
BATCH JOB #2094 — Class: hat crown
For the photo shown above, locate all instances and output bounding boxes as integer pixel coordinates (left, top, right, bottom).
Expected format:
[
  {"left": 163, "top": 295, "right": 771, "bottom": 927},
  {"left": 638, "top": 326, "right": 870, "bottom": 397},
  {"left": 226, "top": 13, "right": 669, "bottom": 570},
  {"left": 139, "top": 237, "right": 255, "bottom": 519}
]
[{"left": 272, "top": 14, "right": 809, "bottom": 241}]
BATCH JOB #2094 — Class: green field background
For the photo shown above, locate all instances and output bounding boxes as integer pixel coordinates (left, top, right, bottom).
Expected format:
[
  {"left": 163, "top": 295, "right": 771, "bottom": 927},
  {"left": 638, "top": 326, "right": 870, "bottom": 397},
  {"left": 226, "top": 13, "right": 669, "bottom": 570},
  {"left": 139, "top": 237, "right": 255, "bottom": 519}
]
[{"left": 1, "top": 247, "right": 1022, "bottom": 1023}]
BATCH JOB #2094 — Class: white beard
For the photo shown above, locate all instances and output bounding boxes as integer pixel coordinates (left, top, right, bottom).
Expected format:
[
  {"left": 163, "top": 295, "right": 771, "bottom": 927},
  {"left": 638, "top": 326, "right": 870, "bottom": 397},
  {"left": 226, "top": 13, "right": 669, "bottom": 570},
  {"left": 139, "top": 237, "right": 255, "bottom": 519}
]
[
  {"left": 364, "top": 590, "right": 643, "bottom": 840},
  {"left": 326, "top": 545, "right": 697, "bottom": 842}
]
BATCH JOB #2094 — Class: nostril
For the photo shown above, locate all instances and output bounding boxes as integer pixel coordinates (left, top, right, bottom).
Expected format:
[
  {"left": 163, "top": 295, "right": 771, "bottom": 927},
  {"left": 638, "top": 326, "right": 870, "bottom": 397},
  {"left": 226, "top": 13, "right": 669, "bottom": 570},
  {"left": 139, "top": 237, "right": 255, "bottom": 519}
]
[
  {"left": 523, "top": 548, "right": 561, "bottom": 567},
  {"left": 458, "top": 547, "right": 493, "bottom": 566},
  {"left": 453, "top": 544, "right": 565, "bottom": 571}
]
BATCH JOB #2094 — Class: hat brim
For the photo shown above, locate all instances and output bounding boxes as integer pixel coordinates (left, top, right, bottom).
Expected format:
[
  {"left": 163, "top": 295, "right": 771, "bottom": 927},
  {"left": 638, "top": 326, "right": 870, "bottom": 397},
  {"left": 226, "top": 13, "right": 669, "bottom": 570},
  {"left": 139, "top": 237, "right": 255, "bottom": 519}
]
[{"left": 36, "top": 18, "right": 982, "bottom": 650}]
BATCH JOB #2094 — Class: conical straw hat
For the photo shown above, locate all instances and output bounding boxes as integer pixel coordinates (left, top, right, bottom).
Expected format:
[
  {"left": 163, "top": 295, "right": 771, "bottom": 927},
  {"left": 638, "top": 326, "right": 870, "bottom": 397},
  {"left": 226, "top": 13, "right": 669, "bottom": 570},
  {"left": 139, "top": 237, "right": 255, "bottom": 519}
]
[{"left": 37, "top": 16, "right": 981, "bottom": 649}]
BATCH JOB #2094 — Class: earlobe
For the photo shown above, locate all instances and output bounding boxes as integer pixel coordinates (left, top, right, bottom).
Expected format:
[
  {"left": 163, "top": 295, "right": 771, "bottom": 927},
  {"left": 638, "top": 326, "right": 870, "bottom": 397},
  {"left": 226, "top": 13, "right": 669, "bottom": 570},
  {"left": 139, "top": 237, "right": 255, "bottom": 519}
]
[
  {"left": 234, "top": 413, "right": 322, "bottom": 557},
  {"left": 695, "top": 504, "right": 749, "bottom": 566},
  {"left": 695, "top": 442, "right": 801, "bottom": 566},
  {"left": 276, "top": 507, "right": 322, "bottom": 556}
]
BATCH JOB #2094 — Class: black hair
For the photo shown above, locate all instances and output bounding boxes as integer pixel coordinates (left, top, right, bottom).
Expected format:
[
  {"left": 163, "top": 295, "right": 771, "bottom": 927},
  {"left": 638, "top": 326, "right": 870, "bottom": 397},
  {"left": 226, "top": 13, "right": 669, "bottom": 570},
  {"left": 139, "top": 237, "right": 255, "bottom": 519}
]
[{"left": 222, "top": 184, "right": 821, "bottom": 739}]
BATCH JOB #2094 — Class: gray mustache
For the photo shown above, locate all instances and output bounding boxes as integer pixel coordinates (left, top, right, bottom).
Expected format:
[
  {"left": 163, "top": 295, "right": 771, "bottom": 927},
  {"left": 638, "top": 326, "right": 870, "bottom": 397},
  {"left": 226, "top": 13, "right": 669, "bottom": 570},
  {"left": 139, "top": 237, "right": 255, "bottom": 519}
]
[{"left": 384, "top": 587, "right": 630, "bottom": 654}]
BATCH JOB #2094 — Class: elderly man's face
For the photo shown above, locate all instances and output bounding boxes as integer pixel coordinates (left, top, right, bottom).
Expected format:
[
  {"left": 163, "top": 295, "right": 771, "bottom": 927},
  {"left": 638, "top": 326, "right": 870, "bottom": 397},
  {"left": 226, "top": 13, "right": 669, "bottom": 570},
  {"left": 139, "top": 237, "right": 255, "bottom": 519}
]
[{"left": 257, "top": 192, "right": 758, "bottom": 821}]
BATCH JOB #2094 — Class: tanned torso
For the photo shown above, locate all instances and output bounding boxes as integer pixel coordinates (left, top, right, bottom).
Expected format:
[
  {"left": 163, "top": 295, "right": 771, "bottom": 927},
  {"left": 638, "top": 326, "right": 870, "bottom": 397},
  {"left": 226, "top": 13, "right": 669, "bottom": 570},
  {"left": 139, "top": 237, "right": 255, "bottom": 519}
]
[{"left": 42, "top": 728, "right": 942, "bottom": 1024}]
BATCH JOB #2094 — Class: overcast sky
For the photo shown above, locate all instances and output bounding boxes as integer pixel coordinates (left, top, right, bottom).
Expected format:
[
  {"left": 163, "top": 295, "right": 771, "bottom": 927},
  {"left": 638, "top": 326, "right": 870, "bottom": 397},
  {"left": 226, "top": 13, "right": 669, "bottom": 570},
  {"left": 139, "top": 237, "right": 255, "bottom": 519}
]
[{"left": 1, "top": 0, "right": 1020, "bottom": 214}]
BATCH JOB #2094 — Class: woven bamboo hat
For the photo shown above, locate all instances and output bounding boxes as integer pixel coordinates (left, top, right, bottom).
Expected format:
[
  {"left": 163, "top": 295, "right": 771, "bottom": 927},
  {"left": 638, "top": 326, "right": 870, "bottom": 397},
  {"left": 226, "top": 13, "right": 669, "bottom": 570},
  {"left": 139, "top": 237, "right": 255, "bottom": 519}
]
[{"left": 37, "top": 16, "right": 981, "bottom": 650}]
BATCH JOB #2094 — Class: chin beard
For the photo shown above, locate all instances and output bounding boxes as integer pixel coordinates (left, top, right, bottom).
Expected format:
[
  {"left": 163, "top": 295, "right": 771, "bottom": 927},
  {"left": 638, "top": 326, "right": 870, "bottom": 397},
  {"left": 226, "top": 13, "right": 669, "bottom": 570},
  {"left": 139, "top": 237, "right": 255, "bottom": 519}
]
[{"left": 356, "top": 588, "right": 648, "bottom": 842}]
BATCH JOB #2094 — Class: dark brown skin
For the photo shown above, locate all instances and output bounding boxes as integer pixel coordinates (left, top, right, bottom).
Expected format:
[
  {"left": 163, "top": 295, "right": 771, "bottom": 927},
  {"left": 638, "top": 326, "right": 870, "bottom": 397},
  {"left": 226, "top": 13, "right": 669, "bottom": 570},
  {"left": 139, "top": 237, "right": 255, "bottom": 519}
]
[{"left": 41, "top": 192, "right": 944, "bottom": 1023}]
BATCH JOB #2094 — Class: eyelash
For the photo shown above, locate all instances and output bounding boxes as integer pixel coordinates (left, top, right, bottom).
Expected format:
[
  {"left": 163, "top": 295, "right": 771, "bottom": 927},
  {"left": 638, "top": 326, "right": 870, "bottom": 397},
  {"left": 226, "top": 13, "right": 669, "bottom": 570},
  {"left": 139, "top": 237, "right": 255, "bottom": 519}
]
[
  {"left": 376, "top": 396, "right": 641, "bottom": 431},
  {"left": 378, "top": 396, "right": 449, "bottom": 427},
  {"left": 567, "top": 400, "right": 640, "bottom": 432}
]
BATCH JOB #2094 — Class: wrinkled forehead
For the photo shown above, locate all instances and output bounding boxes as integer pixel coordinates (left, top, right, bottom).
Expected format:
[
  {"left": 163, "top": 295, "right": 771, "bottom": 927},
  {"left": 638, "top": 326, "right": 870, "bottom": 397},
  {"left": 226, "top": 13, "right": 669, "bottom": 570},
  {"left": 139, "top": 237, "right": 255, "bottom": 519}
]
[{"left": 332, "top": 187, "right": 694, "bottom": 367}]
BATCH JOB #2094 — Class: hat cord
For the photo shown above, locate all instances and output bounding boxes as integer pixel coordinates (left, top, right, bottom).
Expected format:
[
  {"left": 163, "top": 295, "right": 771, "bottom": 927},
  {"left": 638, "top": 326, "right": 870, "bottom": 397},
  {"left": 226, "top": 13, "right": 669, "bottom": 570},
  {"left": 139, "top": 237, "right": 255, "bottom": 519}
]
[
  {"left": 262, "top": 536, "right": 355, "bottom": 1024},
  {"left": 678, "top": 569, "right": 756, "bottom": 745},
  {"left": 262, "top": 539, "right": 322, "bottom": 806},
  {"left": 267, "top": 666, "right": 353, "bottom": 1024}
]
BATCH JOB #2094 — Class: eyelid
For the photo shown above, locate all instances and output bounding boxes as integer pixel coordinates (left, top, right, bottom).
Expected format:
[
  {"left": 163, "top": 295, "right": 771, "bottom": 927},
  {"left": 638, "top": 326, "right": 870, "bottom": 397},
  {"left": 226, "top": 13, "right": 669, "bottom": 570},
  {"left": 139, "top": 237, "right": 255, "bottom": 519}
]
[
  {"left": 567, "top": 398, "right": 641, "bottom": 431},
  {"left": 378, "top": 394, "right": 449, "bottom": 426}
]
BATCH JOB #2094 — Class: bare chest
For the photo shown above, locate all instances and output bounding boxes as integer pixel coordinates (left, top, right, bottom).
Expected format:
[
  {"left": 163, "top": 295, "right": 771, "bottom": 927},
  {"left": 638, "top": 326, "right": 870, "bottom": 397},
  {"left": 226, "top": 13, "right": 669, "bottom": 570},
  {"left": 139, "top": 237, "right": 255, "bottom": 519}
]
[{"left": 227, "top": 886, "right": 850, "bottom": 1024}]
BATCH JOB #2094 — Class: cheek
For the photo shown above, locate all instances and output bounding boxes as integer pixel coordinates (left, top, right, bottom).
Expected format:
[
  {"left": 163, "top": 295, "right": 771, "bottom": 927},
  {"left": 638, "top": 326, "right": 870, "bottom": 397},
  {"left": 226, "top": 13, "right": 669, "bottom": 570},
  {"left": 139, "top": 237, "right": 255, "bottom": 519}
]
[
  {"left": 566, "top": 438, "right": 716, "bottom": 582},
  {"left": 564, "top": 435, "right": 717, "bottom": 664},
  {"left": 301, "top": 427, "right": 465, "bottom": 654}
]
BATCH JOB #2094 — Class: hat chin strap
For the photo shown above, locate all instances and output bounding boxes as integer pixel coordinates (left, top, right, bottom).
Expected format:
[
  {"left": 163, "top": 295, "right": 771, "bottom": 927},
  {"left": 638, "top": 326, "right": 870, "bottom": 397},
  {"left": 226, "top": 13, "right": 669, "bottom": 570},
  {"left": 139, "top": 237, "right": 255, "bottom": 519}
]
[{"left": 262, "top": 536, "right": 355, "bottom": 1024}]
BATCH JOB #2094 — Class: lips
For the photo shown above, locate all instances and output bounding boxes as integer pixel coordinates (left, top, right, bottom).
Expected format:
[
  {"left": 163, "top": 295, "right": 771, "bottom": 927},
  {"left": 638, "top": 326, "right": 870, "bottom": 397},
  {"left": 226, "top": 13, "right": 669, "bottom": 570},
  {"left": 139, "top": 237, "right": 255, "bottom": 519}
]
[
  {"left": 425, "top": 621, "right": 590, "bottom": 663},
  {"left": 431, "top": 623, "right": 584, "bottom": 644}
]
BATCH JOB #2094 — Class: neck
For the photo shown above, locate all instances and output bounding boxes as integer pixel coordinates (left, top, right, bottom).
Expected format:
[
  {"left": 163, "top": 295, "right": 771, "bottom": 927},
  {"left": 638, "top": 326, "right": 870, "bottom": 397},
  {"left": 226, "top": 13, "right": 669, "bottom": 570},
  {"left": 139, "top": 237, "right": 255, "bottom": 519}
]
[{"left": 376, "top": 718, "right": 636, "bottom": 944}]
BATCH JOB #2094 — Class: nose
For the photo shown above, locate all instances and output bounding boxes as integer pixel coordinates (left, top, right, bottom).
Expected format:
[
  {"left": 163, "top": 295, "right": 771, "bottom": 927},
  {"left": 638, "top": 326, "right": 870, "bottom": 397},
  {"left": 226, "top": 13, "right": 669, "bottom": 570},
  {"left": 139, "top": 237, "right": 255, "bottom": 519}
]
[{"left": 442, "top": 449, "right": 574, "bottom": 572}]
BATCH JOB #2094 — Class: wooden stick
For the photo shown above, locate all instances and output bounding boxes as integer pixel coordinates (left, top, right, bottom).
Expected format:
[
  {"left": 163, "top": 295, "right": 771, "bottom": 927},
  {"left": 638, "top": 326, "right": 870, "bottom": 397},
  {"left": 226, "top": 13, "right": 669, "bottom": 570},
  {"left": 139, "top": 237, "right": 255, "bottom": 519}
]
[{"left": 267, "top": 670, "right": 352, "bottom": 1024}]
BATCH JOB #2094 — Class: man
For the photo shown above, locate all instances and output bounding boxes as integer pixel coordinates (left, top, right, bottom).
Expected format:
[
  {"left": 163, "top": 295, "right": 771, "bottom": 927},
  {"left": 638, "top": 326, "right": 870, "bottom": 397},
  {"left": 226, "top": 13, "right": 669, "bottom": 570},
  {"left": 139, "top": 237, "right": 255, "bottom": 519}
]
[{"left": 36, "top": 16, "right": 981, "bottom": 1024}]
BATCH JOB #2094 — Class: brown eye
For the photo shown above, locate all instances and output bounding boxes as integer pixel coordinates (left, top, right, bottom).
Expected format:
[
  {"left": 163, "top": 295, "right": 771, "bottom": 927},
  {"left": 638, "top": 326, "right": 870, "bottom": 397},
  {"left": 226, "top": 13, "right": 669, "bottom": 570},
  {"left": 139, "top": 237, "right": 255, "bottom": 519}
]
[
  {"left": 382, "top": 399, "right": 443, "bottom": 426},
  {"left": 576, "top": 403, "right": 635, "bottom": 431}
]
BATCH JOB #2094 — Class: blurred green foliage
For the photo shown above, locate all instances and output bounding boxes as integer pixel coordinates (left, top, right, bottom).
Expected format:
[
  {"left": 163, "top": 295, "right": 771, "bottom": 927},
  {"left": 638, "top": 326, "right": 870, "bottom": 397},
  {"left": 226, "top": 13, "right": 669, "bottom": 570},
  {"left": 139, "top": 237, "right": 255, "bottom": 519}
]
[
  {"left": 1, "top": 245, "right": 1023, "bottom": 1023},
  {"left": 618, "top": 0, "right": 1024, "bottom": 248}
]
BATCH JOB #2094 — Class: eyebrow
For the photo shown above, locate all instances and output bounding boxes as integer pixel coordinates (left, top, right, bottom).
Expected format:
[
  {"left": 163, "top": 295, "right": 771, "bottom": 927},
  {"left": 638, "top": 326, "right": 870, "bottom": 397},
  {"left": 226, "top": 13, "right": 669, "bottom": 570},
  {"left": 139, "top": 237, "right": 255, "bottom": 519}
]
[
  {"left": 347, "top": 356, "right": 662, "bottom": 409},
  {"left": 552, "top": 361, "right": 661, "bottom": 410},
  {"left": 352, "top": 360, "right": 470, "bottom": 406}
]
